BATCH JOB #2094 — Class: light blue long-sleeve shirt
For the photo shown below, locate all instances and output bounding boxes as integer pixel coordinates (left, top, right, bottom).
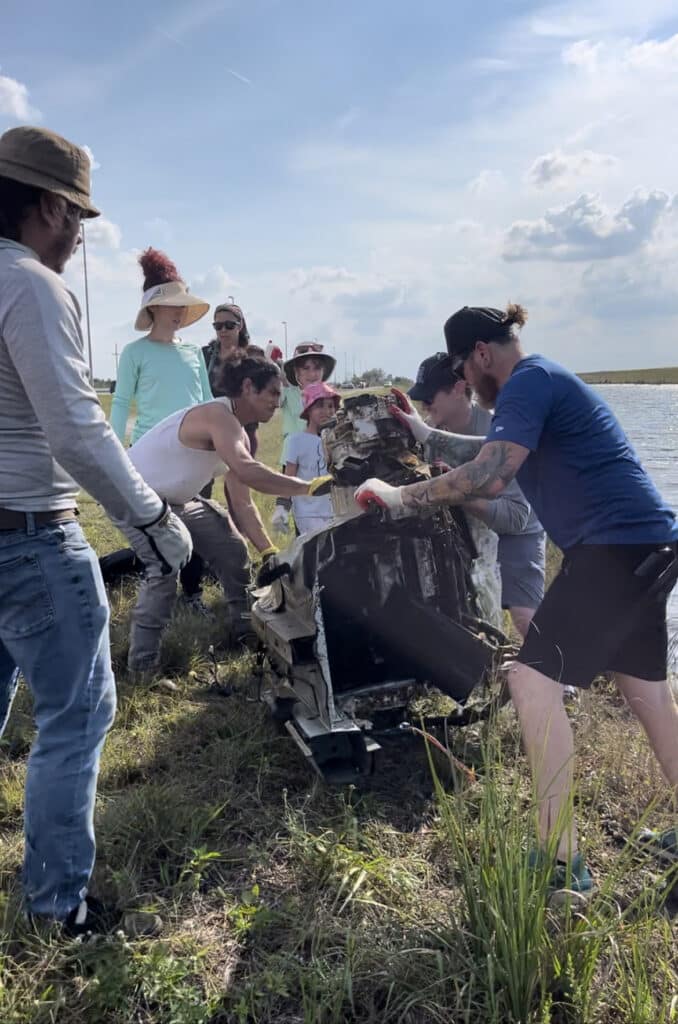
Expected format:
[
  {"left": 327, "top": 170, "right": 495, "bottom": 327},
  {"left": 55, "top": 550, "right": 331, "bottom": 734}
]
[{"left": 110, "top": 336, "right": 212, "bottom": 444}]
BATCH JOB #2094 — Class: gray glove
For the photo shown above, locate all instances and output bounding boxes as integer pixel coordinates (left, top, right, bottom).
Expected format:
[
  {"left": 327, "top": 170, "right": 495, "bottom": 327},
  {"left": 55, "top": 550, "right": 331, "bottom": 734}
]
[{"left": 117, "top": 501, "right": 193, "bottom": 577}]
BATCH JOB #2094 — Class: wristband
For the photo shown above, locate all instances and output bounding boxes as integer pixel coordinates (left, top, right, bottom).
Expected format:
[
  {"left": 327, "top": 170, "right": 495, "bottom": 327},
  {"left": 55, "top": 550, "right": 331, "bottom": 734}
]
[
  {"left": 139, "top": 498, "right": 169, "bottom": 531},
  {"left": 260, "top": 545, "right": 279, "bottom": 559}
]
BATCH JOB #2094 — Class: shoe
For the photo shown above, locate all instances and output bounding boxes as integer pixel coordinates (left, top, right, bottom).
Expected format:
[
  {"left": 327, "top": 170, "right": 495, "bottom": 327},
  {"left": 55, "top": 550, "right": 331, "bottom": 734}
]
[
  {"left": 128, "top": 667, "right": 179, "bottom": 693},
  {"left": 179, "top": 594, "right": 216, "bottom": 621},
  {"left": 62, "top": 896, "right": 120, "bottom": 939},
  {"left": 528, "top": 849, "right": 594, "bottom": 897},
  {"left": 61, "top": 896, "right": 163, "bottom": 940},
  {"left": 636, "top": 827, "right": 678, "bottom": 866}
]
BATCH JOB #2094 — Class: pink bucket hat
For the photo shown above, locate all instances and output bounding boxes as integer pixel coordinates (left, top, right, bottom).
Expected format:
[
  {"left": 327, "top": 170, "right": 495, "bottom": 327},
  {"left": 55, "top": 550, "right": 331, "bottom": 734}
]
[{"left": 300, "top": 381, "right": 341, "bottom": 420}]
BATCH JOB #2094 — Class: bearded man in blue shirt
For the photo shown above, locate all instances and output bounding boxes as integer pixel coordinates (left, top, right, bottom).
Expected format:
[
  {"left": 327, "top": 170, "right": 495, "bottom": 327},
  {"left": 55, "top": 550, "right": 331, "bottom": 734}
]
[{"left": 355, "top": 303, "right": 678, "bottom": 895}]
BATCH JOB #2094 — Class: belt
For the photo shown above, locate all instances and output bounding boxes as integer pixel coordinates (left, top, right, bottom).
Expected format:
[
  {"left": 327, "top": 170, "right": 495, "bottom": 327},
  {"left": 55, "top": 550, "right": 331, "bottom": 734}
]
[{"left": 0, "top": 507, "right": 78, "bottom": 531}]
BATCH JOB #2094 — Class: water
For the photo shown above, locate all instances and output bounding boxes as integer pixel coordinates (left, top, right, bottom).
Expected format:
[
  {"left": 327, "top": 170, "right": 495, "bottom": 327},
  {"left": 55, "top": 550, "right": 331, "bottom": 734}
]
[{"left": 591, "top": 384, "right": 678, "bottom": 653}]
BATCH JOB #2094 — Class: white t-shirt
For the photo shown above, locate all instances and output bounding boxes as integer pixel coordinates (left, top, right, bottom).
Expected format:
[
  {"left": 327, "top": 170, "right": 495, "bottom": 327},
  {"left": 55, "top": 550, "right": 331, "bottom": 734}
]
[
  {"left": 128, "top": 398, "right": 231, "bottom": 505},
  {"left": 283, "top": 430, "right": 333, "bottom": 530}
]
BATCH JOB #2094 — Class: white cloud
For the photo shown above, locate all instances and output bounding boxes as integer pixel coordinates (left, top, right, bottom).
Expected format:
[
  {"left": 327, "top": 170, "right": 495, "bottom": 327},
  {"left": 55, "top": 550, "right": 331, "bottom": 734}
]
[
  {"left": 84, "top": 217, "right": 122, "bottom": 249},
  {"left": 0, "top": 69, "right": 40, "bottom": 121},
  {"left": 579, "top": 261, "right": 678, "bottom": 318},
  {"left": 289, "top": 265, "right": 358, "bottom": 293},
  {"left": 626, "top": 34, "right": 678, "bottom": 72},
  {"left": 82, "top": 145, "right": 100, "bottom": 170},
  {"left": 527, "top": 148, "right": 618, "bottom": 188},
  {"left": 503, "top": 189, "right": 672, "bottom": 261},
  {"left": 528, "top": 0, "right": 678, "bottom": 39},
  {"left": 467, "top": 169, "right": 506, "bottom": 197},
  {"left": 190, "top": 264, "right": 239, "bottom": 300},
  {"left": 332, "top": 282, "right": 422, "bottom": 321},
  {"left": 563, "top": 32, "right": 678, "bottom": 77},
  {"left": 562, "top": 40, "right": 603, "bottom": 70}
]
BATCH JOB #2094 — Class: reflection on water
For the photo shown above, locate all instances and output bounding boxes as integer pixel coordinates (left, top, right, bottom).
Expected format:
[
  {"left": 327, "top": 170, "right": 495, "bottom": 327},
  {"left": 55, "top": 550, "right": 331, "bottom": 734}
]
[{"left": 592, "top": 384, "right": 678, "bottom": 656}]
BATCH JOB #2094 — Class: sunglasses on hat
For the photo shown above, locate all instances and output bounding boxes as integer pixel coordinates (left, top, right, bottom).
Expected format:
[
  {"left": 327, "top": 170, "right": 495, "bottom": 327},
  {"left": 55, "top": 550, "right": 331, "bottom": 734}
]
[
  {"left": 213, "top": 320, "right": 241, "bottom": 331},
  {"left": 295, "top": 342, "right": 324, "bottom": 355}
]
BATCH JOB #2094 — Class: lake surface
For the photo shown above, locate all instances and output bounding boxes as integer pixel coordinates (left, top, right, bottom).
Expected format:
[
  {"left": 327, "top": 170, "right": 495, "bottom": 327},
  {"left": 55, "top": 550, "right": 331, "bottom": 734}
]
[{"left": 592, "top": 384, "right": 678, "bottom": 657}]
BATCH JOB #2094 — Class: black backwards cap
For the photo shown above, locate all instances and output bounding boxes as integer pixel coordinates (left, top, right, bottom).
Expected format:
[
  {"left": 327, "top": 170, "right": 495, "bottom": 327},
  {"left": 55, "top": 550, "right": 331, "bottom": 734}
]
[
  {"left": 443, "top": 306, "right": 515, "bottom": 360},
  {"left": 408, "top": 352, "right": 460, "bottom": 403}
]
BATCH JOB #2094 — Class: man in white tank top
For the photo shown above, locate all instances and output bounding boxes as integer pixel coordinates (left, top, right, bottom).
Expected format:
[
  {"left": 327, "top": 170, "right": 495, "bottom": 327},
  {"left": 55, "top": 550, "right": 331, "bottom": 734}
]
[{"left": 117, "top": 350, "right": 331, "bottom": 674}]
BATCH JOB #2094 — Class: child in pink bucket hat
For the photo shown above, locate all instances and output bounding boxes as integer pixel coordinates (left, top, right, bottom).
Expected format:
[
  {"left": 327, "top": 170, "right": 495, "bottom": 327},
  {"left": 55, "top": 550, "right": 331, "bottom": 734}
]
[{"left": 280, "top": 382, "right": 340, "bottom": 536}]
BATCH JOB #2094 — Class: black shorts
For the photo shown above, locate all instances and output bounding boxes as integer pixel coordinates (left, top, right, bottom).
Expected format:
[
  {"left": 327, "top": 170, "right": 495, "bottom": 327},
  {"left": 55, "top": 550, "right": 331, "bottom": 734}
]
[{"left": 516, "top": 542, "right": 676, "bottom": 688}]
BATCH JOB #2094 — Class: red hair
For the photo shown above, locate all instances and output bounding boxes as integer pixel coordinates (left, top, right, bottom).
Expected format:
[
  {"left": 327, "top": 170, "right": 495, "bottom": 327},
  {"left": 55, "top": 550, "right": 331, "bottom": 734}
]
[{"left": 138, "top": 247, "right": 183, "bottom": 291}]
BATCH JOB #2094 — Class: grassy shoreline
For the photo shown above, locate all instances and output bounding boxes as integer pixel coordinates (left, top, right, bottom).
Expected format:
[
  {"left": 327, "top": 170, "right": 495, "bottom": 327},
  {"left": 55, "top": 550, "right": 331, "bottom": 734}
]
[
  {"left": 0, "top": 398, "right": 676, "bottom": 1022},
  {"left": 578, "top": 366, "right": 678, "bottom": 385}
]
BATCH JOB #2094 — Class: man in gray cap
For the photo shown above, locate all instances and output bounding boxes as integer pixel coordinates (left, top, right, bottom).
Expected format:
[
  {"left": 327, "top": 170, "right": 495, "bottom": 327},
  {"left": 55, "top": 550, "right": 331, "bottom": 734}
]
[{"left": 0, "top": 126, "right": 192, "bottom": 934}]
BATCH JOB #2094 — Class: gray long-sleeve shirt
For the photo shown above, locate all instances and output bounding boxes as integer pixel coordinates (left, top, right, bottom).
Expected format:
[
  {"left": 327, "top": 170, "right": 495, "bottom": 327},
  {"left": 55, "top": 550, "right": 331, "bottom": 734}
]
[
  {"left": 423, "top": 404, "right": 541, "bottom": 536},
  {"left": 0, "top": 239, "right": 162, "bottom": 525}
]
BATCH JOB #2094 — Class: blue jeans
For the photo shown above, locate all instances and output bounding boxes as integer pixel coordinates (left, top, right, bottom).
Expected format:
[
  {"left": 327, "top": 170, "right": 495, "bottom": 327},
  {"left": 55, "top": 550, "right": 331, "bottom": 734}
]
[{"left": 0, "top": 519, "right": 116, "bottom": 919}]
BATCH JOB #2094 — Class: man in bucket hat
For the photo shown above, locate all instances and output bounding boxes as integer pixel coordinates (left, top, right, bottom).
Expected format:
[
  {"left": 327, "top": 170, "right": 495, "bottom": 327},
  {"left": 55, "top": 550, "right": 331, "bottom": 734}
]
[
  {"left": 355, "top": 302, "right": 678, "bottom": 898},
  {"left": 0, "top": 126, "right": 192, "bottom": 936}
]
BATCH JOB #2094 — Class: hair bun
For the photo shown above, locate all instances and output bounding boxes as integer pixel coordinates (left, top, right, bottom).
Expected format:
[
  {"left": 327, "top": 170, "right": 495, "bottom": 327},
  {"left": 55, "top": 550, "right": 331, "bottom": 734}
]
[
  {"left": 504, "top": 302, "right": 527, "bottom": 328},
  {"left": 139, "top": 247, "right": 183, "bottom": 291}
]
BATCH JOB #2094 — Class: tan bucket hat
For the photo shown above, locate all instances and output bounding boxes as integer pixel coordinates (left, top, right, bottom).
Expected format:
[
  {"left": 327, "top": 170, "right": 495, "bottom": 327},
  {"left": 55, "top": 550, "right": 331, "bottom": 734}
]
[
  {"left": 0, "top": 125, "right": 100, "bottom": 217},
  {"left": 284, "top": 342, "right": 336, "bottom": 386},
  {"left": 134, "top": 281, "right": 210, "bottom": 331}
]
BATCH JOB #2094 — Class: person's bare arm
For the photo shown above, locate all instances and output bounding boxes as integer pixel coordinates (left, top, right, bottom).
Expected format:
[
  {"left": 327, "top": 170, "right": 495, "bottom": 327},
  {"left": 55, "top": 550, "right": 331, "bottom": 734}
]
[
  {"left": 207, "top": 404, "right": 317, "bottom": 496},
  {"left": 284, "top": 460, "right": 298, "bottom": 476},
  {"left": 402, "top": 440, "right": 530, "bottom": 510},
  {"left": 224, "top": 472, "right": 273, "bottom": 552}
]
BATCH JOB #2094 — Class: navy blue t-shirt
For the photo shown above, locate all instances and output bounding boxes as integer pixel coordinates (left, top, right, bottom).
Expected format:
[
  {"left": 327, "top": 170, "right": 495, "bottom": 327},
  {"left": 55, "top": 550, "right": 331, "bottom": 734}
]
[{"left": 486, "top": 355, "right": 678, "bottom": 550}]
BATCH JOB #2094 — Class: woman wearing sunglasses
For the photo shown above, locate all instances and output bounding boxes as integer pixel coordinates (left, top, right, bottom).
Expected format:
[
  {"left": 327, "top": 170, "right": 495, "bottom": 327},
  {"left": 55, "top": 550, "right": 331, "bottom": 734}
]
[{"left": 202, "top": 303, "right": 258, "bottom": 458}]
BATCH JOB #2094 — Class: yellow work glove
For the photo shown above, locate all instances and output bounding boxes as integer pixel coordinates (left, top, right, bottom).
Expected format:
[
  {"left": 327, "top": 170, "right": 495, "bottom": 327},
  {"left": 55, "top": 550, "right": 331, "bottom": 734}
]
[{"left": 307, "top": 475, "right": 333, "bottom": 496}]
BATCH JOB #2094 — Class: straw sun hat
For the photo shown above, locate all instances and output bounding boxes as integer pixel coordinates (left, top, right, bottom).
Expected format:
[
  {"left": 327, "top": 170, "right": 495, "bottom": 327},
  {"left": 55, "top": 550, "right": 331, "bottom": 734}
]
[{"left": 134, "top": 248, "right": 209, "bottom": 331}]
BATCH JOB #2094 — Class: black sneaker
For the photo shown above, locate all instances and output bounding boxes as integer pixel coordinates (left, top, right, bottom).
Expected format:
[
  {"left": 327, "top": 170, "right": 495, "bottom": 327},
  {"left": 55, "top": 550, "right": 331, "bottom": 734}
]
[
  {"left": 62, "top": 896, "right": 163, "bottom": 940},
  {"left": 62, "top": 896, "right": 121, "bottom": 939}
]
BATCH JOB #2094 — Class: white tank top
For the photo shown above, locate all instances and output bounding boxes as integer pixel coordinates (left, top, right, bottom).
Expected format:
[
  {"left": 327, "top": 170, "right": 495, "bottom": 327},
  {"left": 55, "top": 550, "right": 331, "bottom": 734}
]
[{"left": 128, "top": 398, "right": 232, "bottom": 505}]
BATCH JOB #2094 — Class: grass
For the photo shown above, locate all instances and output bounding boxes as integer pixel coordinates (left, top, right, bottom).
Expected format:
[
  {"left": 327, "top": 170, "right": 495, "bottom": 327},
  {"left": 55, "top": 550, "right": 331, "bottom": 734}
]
[
  {"left": 0, "top": 397, "right": 676, "bottom": 1022},
  {"left": 578, "top": 367, "right": 678, "bottom": 385}
]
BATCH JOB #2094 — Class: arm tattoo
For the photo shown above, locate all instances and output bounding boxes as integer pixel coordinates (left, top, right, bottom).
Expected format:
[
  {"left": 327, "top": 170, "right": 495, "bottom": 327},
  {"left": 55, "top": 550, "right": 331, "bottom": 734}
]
[
  {"left": 403, "top": 441, "right": 519, "bottom": 511},
  {"left": 425, "top": 429, "right": 485, "bottom": 468}
]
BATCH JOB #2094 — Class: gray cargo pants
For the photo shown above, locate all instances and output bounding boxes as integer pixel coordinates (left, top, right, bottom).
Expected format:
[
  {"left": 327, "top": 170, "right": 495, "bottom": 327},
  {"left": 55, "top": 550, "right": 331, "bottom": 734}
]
[{"left": 126, "top": 498, "right": 250, "bottom": 672}]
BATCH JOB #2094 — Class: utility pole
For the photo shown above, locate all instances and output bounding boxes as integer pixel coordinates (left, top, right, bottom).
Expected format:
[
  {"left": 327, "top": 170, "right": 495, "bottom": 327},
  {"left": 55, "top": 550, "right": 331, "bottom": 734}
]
[
  {"left": 81, "top": 222, "right": 94, "bottom": 378},
  {"left": 281, "top": 320, "right": 288, "bottom": 359}
]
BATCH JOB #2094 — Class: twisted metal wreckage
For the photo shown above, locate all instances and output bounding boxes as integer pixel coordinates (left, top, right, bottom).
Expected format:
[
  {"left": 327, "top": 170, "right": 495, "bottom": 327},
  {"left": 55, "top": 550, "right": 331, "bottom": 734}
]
[{"left": 251, "top": 392, "right": 514, "bottom": 782}]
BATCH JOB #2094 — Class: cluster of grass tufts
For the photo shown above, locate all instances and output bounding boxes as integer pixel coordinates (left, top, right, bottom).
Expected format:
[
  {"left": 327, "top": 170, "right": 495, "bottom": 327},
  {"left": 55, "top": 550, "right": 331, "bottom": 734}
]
[{"left": 0, "top": 396, "right": 675, "bottom": 1022}]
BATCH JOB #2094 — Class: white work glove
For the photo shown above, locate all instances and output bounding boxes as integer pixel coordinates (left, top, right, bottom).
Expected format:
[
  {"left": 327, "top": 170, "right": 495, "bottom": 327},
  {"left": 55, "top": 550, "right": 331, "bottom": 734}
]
[
  {"left": 389, "top": 387, "right": 432, "bottom": 444},
  {"left": 354, "top": 478, "right": 404, "bottom": 512},
  {"left": 271, "top": 505, "right": 290, "bottom": 534},
  {"left": 118, "top": 501, "right": 193, "bottom": 577}
]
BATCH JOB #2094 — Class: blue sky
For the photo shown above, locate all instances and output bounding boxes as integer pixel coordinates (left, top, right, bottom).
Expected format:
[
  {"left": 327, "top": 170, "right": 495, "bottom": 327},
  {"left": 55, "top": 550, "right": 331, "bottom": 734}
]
[{"left": 3, "top": 0, "right": 678, "bottom": 377}]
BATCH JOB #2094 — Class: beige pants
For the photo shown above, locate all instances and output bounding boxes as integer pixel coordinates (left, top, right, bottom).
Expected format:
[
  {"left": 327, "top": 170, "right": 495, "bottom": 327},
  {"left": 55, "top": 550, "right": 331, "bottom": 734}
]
[{"left": 127, "top": 498, "right": 250, "bottom": 672}]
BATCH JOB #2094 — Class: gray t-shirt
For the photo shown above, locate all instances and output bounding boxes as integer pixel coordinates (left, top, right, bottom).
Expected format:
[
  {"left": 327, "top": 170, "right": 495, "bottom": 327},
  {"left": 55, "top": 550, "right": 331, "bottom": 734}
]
[{"left": 0, "top": 239, "right": 162, "bottom": 525}]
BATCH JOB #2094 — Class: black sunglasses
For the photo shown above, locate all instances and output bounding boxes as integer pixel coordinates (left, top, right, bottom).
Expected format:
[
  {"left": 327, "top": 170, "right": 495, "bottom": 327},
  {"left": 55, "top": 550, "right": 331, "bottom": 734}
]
[
  {"left": 450, "top": 348, "right": 475, "bottom": 375},
  {"left": 213, "top": 320, "right": 241, "bottom": 331}
]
